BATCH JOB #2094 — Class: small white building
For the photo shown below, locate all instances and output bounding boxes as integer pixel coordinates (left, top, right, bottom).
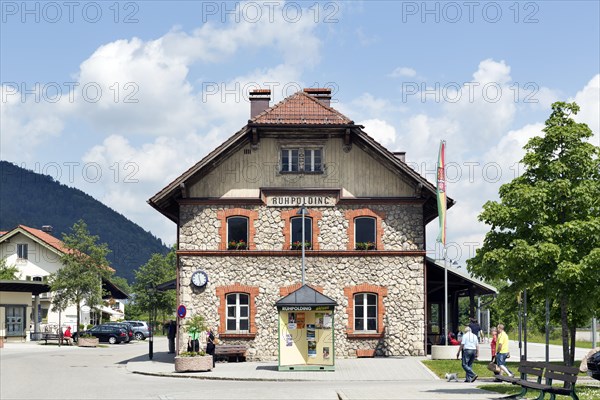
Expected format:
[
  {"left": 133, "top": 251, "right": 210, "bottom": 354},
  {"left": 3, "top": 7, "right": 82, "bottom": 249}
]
[{"left": 0, "top": 225, "right": 128, "bottom": 342}]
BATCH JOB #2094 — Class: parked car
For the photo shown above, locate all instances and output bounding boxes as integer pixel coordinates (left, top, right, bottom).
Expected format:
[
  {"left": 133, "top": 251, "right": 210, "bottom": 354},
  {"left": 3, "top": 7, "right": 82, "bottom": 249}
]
[
  {"left": 73, "top": 325, "right": 128, "bottom": 344},
  {"left": 123, "top": 320, "right": 150, "bottom": 340},
  {"left": 105, "top": 322, "right": 134, "bottom": 343},
  {"left": 587, "top": 350, "right": 600, "bottom": 381}
]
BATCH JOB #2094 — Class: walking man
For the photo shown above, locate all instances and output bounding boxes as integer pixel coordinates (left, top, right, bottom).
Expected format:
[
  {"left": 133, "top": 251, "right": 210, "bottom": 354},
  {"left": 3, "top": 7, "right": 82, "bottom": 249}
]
[
  {"left": 457, "top": 326, "right": 479, "bottom": 382},
  {"left": 496, "top": 324, "right": 514, "bottom": 377}
]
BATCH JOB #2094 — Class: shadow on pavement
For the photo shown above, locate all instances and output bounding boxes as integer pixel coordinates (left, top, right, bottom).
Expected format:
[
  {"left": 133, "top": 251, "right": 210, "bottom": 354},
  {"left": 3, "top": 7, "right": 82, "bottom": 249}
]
[{"left": 118, "top": 351, "right": 175, "bottom": 365}]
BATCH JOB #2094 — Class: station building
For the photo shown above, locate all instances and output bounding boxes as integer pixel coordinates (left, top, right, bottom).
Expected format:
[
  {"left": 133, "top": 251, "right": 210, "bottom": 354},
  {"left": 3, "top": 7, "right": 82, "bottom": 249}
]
[{"left": 149, "top": 88, "right": 494, "bottom": 359}]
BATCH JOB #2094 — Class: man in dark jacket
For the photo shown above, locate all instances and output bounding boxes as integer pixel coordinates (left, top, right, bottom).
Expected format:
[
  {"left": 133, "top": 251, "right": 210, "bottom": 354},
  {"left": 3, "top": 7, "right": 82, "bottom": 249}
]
[
  {"left": 469, "top": 317, "right": 482, "bottom": 343},
  {"left": 167, "top": 320, "right": 176, "bottom": 354}
]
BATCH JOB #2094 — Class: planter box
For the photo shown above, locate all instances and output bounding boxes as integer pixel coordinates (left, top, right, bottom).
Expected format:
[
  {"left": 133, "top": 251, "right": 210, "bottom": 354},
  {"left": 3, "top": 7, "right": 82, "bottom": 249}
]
[
  {"left": 356, "top": 349, "right": 376, "bottom": 358},
  {"left": 174, "top": 355, "right": 213, "bottom": 372},
  {"left": 78, "top": 337, "right": 99, "bottom": 347},
  {"left": 430, "top": 345, "right": 460, "bottom": 359}
]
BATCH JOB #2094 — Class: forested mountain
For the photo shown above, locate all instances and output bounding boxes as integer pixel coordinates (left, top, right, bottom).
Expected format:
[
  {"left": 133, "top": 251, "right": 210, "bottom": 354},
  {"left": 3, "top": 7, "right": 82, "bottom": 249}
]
[{"left": 0, "top": 161, "right": 169, "bottom": 283}]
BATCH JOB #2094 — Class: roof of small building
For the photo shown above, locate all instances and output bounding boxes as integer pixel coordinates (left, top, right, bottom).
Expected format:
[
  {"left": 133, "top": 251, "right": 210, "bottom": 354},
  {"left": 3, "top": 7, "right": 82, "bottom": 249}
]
[
  {"left": 252, "top": 91, "right": 352, "bottom": 125},
  {"left": 275, "top": 284, "right": 338, "bottom": 308}
]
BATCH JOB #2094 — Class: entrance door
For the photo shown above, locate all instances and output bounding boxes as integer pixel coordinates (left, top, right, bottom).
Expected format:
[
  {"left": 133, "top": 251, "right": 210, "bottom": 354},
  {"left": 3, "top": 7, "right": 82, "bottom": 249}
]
[{"left": 6, "top": 306, "right": 26, "bottom": 337}]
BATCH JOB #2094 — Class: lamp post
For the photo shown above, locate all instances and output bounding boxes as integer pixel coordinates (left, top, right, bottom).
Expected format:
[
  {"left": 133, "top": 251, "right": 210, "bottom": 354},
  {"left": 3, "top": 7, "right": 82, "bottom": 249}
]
[
  {"left": 147, "top": 284, "right": 156, "bottom": 360},
  {"left": 297, "top": 203, "right": 309, "bottom": 285}
]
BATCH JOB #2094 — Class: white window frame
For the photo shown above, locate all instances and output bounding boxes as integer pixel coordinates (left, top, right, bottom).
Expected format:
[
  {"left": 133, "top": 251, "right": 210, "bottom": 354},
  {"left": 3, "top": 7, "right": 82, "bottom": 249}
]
[
  {"left": 353, "top": 293, "right": 378, "bottom": 332},
  {"left": 226, "top": 293, "right": 250, "bottom": 332},
  {"left": 304, "top": 148, "right": 322, "bottom": 172},
  {"left": 281, "top": 148, "right": 299, "bottom": 172}
]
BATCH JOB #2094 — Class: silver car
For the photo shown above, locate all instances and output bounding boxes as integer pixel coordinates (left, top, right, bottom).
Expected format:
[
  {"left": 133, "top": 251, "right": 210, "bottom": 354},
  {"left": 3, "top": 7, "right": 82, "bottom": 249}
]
[{"left": 123, "top": 320, "right": 150, "bottom": 340}]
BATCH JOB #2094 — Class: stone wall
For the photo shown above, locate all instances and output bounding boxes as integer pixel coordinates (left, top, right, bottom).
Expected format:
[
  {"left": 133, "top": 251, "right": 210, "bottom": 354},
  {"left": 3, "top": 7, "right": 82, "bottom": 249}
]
[
  {"left": 179, "top": 204, "right": 424, "bottom": 251},
  {"left": 178, "top": 255, "right": 425, "bottom": 359}
]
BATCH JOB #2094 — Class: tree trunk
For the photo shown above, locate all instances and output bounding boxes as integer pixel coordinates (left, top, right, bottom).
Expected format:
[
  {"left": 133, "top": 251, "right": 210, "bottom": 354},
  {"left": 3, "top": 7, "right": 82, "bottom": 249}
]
[
  {"left": 76, "top": 296, "right": 81, "bottom": 333},
  {"left": 569, "top": 320, "right": 576, "bottom": 366},
  {"left": 560, "top": 296, "right": 570, "bottom": 365}
]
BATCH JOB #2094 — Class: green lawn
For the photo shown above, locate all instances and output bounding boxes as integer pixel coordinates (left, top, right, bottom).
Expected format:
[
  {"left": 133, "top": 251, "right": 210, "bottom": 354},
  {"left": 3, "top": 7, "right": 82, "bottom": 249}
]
[
  {"left": 422, "top": 359, "right": 587, "bottom": 379},
  {"left": 520, "top": 332, "right": 594, "bottom": 349},
  {"left": 478, "top": 384, "right": 600, "bottom": 400}
]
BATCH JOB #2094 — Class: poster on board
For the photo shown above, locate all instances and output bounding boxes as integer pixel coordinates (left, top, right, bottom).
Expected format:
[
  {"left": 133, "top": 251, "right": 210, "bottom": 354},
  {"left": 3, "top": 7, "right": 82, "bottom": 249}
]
[
  {"left": 296, "top": 312, "right": 305, "bottom": 329},
  {"left": 307, "top": 324, "right": 315, "bottom": 341},
  {"left": 308, "top": 341, "right": 317, "bottom": 357},
  {"left": 288, "top": 312, "right": 297, "bottom": 330}
]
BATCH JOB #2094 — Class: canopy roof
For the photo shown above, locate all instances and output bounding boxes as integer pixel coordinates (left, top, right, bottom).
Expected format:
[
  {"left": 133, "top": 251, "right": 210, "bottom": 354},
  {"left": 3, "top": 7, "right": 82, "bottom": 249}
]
[{"left": 275, "top": 284, "right": 337, "bottom": 308}]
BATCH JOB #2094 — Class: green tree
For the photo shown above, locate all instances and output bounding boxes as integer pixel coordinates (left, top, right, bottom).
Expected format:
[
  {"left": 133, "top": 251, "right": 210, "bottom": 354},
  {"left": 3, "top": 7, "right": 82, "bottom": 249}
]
[
  {"left": 467, "top": 102, "right": 600, "bottom": 365},
  {"left": 50, "top": 220, "right": 113, "bottom": 331},
  {"left": 0, "top": 259, "right": 19, "bottom": 280},
  {"left": 132, "top": 247, "right": 177, "bottom": 324}
]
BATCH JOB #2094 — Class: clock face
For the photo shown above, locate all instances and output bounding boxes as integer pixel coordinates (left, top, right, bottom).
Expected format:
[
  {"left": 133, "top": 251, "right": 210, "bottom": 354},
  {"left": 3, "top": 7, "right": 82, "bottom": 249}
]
[{"left": 191, "top": 270, "right": 208, "bottom": 287}]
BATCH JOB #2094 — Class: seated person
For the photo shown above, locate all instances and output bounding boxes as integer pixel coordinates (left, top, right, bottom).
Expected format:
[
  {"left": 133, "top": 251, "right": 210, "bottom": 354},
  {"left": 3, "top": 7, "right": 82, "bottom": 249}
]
[
  {"left": 63, "top": 326, "right": 73, "bottom": 345},
  {"left": 448, "top": 332, "right": 460, "bottom": 345}
]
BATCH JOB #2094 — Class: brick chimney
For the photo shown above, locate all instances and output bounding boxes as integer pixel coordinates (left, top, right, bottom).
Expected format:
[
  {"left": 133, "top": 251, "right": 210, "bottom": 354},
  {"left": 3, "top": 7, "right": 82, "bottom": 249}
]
[
  {"left": 249, "top": 89, "right": 271, "bottom": 119},
  {"left": 304, "top": 88, "right": 332, "bottom": 107}
]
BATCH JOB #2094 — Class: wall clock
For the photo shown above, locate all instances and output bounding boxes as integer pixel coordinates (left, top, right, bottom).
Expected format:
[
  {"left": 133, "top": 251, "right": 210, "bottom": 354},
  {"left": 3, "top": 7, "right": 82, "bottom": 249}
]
[{"left": 191, "top": 270, "right": 208, "bottom": 288}]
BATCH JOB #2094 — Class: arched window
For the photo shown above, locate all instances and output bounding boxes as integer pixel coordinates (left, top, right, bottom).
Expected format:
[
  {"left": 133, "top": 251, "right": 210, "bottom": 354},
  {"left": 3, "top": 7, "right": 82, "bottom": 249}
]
[
  {"left": 226, "top": 293, "right": 249, "bottom": 332},
  {"left": 354, "top": 293, "right": 377, "bottom": 332},
  {"left": 354, "top": 217, "right": 376, "bottom": 250},
  {"left": 227, "top": 216, "right": 248, "bottom": 249},
  {"left": 290, "top": 216, "right": 312, "bottom": 249}
]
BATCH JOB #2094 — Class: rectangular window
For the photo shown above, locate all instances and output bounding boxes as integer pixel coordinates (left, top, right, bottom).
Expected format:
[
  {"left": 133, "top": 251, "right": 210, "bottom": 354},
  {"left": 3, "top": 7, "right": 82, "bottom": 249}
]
[
  {"left": 305, "top": 149, "right": 322, "bottom": 172},
  {"left": 227, "top": 217, "right": 248, "bottom": 249},
  {"left": 291, "top": 217, "right": 312, "bottom": 247},
  {"left": 354, "top": 293, "right": 377, "bottom": 332},
  {"left": 17, "top": 244, "right": 28, "bottom": 259},
  {"left": 355, "top": 217, "right": 376, "bottom": 249},
  {"left": 226, "top": 293, "right": 249, "bottom": 332},
  {"left": 281, "top": 149, "right": 299, "bottom": 172}
]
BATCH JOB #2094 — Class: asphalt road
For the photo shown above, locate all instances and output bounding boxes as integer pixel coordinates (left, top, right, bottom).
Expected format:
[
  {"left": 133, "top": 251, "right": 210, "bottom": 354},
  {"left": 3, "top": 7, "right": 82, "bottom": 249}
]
[{"left": 4, "top": 336, "right": 595, "bottom": 400}]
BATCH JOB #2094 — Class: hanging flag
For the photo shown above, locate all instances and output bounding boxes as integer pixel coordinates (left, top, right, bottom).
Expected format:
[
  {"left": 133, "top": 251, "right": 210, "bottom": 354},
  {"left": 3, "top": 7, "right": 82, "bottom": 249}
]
[{"left": 436, "top": 140, "right": 447, "bottom": 245}]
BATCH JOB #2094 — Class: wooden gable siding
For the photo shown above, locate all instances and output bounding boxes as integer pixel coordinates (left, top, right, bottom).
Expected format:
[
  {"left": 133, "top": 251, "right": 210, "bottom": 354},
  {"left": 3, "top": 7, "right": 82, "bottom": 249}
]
[{"left": 188, "top": 138, "right": 415, "bottom": 198}]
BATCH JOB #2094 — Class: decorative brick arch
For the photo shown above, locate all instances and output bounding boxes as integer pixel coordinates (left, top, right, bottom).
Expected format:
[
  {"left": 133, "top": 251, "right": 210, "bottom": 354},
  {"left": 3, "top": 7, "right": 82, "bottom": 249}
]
[
  {"left": 217, "top": 208, "right": 258, "bottom": 250},
  {"left": 345, "top": 209, "right": 385, "bottom": 250},
  {"left": 280, "top": 208, "right": 323, "bottom": 250},
  {"left": 343, "top": 283, "right": 388, "bottom": 337},
  {"left": 216, "top": 283, "right": 259, "bottom": 338},
  {"left": 279, "top": 283, "right": 324, "bottom": 297}
]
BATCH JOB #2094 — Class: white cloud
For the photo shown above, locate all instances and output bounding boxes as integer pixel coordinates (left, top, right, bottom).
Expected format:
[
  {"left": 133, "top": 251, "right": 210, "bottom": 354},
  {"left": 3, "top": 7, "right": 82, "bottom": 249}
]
[
  {"left": 359, "top": 119, "right": 397, "bottom": 147},
  {"left": 572, "top": 74, "right": 600, "bottom": 144},
  {"left": 389, "top": 67, "right": 417, "bottom": 78}
]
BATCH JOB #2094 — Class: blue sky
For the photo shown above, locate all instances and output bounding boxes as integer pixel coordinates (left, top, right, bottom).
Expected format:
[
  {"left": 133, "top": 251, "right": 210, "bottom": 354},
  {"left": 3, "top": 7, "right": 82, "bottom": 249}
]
[{"left": 2, "top": 1, "right": 599, "bottom": 266}]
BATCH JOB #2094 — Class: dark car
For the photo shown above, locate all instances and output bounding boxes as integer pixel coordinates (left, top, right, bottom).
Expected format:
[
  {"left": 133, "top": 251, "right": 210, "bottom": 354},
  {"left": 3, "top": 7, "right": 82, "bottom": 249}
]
[
  {"left": 73, "top": 325, "right": 128, "bottom": 344},
  {"left": 587, "top": 350, "right": 600, "bottom": 381},
  {"left": 105, "top": 322, "right": 134, "bottom": 342}
]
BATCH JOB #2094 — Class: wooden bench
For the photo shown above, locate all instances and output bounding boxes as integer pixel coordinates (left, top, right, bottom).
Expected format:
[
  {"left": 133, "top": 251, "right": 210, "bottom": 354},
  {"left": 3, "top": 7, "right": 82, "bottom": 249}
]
[
  {"left": 41, "top": 333, "right": 72, "bottom": 345},
  {"left": 519, "top": 363, "right": 580, "bottom": 400},
  {"left": 496, "top": 360, "right": 545, "bottom": 398},
  {"left": 215, "top": 344, "right": 248, "bottom": 362},
  {"left": 500, "top": 361, "right": 580, "bottom": 400}
]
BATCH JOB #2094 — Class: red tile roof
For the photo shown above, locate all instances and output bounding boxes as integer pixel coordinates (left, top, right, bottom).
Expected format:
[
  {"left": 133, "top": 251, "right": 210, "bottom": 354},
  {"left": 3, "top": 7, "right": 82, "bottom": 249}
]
[
  {"left": 251, "top": 91, "right": 352, "bottom": 125},
  {"left": 19, "top": 225, "right": 71, "bottom": 254},
  {"left": 4, "top": 225, "right": 114, "bottom": 272}
]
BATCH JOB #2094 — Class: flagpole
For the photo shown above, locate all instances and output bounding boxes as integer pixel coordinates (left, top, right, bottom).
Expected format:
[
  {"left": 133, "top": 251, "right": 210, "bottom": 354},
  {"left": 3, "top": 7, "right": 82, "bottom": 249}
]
[
  {"left": 444, "top": 246, "right": 448, "bottom": 346},
  {"left": 436, "top": 140, "right": 448, "bottom": 347}
]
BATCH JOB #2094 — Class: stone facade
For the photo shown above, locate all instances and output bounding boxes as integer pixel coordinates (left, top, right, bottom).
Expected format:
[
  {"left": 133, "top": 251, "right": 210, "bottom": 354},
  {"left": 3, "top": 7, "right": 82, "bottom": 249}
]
[{"left": 177, "top": 203, "right": 426, "bottom": 359}]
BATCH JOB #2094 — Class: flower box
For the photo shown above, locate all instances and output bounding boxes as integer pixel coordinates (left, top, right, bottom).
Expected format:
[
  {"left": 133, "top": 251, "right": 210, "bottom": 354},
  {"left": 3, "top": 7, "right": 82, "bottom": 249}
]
[
  {"left": 228, "top": 240, "right": 247, "bottom": 250},
  {"left": 78, "top": 337, "right": 99, "bottom": 347},
  {"left": 291, "top": 241, "right": 311, "bottom": 250},
  {"left": 355, "top": 242, "right": 376, "bottom": 250},
  {"left": 356, "top": 349, "right": 375, "bottom": 358},
  {"left": 174, "top": 355, "right": 213, "bottom": 372}
]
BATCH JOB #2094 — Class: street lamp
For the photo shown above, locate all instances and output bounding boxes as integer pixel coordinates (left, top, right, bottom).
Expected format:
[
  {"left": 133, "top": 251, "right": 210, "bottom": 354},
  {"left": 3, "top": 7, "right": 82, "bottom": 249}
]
[{"left": 297, "top": 203, "right": 309, "bottom": 285}]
